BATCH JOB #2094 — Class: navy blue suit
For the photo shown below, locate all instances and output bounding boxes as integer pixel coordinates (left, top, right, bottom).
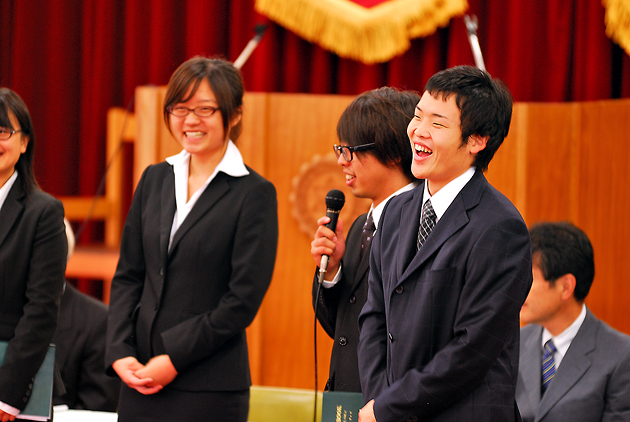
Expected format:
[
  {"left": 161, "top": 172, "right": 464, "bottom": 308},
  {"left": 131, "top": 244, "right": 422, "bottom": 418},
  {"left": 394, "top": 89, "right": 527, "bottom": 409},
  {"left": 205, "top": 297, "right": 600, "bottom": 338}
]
[{"left": 358, "top": 172, "right": 532, "bottom": 422}]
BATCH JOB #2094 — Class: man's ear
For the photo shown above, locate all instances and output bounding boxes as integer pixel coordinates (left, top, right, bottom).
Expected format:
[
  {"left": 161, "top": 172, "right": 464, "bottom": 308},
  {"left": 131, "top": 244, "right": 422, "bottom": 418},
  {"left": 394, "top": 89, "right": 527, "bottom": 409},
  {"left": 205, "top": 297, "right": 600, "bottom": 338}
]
[
  {"left": 558, "top": 273, "right": 577, "bottom": 301},
  {"left": 468, "top": 134, "right": 488, "bottom": 154}
]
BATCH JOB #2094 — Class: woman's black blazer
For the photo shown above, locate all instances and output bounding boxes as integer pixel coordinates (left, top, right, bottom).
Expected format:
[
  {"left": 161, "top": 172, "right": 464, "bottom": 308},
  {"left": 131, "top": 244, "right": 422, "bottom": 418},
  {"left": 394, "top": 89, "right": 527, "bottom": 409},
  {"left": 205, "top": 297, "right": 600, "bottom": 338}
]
[
  {"left": 0, "top": 178, "right": 66, "bottom": 409},
  {"left": 106, "top": 161, "right": 278, "bottom": 391}
]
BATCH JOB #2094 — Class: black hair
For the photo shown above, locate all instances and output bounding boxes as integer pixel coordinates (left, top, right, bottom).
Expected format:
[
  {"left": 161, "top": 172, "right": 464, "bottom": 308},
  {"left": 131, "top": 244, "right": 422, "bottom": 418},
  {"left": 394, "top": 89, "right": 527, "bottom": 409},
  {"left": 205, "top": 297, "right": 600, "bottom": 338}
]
[
  {"left": 336, "top": 86, "right": 420, "bottom": 181},
  {"left": 424, "top": 65, "right": 513, "bottom": 172},
  {"left": 529, "top": 221, "right": 595, "bottom": 302}
]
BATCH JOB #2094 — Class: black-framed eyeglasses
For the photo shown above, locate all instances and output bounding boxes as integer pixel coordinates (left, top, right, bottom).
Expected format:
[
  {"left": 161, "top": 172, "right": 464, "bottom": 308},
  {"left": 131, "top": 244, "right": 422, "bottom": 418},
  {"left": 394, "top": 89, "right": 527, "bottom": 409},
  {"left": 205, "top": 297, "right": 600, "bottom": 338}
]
[
  {"left": 167, "top": 105, "right": 219, "bottom": 118},
  {"left": 0, "top": 128, "right": 22, "bottom": 140},
  {"left": 333, "top": 143, "right": 376, "bottom": 162}
]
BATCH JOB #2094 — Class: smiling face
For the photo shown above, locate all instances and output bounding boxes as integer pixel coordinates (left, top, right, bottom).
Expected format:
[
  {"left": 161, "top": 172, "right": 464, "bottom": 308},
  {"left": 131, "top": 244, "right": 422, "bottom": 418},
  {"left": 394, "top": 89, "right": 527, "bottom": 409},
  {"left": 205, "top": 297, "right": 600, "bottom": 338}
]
[
  {"left": 0, "top": 110, "right": 28, "bottom": 187},
  {"left": 169, "top": 79, "right": 239, "bottom": 162},
  {"left": 337, "top": 146, "right": 396, "bottom": 206},
  {"left": 407, "top": 91, "right": 486, "bottom": 195}
]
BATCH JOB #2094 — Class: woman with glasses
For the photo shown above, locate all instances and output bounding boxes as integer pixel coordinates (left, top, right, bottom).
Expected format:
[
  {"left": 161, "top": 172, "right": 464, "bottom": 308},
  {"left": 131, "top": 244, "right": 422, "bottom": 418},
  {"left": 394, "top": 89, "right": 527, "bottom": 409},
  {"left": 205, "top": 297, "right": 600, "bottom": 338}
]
[
  {"left": 106, "top": 57, "right": 278, "bottom": 422},
  {"left": 0, "top": 88, "right": 67, "bottom": 421}
]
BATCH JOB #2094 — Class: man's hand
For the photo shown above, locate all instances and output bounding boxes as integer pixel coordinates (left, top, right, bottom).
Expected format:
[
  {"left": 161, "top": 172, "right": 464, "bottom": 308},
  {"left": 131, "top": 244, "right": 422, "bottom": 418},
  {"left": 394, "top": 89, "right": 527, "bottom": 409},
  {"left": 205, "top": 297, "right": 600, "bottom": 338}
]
[
  {"left": 359, "top": 399, "right": 377, "bottom": 422},
  {"left": 112, "top": 356, "right": 162, "bottom": 395},
  {"left": 134, "top": 355, "right": 178, "bottom": 389},
  {"left": 311, "top": 216, "right": 345, "bottom": 279}
]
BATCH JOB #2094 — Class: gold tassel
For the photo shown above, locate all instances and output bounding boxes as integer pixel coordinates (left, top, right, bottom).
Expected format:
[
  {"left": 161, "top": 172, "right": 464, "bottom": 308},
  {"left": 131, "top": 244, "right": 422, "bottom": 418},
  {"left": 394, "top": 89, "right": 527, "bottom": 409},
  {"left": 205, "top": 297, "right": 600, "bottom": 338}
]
[
  {"left": 603, "top": 0, "right": 630, "bottom": 56},
  {"left": 255, "top": 0, "right": 469, "bottom": 64}
]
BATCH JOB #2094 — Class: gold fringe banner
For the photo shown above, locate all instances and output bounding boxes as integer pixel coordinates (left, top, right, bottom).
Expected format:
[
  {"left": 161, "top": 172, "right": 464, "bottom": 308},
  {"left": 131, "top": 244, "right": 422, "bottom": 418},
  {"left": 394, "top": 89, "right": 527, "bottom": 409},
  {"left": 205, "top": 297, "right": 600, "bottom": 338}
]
[
  {"left": 603, "top": 0, "right": 630, "bottom": 56},
  {"left": 255, "top": 0, "right": 469, "bottom": 64}
]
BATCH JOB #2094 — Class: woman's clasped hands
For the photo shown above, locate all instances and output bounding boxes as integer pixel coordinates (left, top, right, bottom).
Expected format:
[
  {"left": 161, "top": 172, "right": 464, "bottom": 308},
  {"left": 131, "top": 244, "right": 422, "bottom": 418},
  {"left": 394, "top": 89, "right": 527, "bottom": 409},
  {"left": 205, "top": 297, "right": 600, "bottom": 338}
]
[{"left": 112, "top": 355, "right": 178, "bottom": 395}]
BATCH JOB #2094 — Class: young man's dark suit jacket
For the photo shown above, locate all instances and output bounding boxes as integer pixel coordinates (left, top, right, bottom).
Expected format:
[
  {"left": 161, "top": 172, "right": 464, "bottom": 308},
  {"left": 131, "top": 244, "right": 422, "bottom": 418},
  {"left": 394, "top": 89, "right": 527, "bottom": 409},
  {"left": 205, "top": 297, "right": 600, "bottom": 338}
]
[
  {"left": 313, "top": 213, "right": 369, "bottom": 392},
  {"left": 358, "top": 171, "right": 532, "bottom": 422},
  {"left": 106, "top": 161, "right": 278, "bottom": 394},
  {"left": 53, "top": 283, "right": 121, "bottom": 411},
  {"left": 0, "top": 179, "right": 66, "bottom": 410},
  {"left": 516, "top": 309, "right": 630, "bottom": 422}
]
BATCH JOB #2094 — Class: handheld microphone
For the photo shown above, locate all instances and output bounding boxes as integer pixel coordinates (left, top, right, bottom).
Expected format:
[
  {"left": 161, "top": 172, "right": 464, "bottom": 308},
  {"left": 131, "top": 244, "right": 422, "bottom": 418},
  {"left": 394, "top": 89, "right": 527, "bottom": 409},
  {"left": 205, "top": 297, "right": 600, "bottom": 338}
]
[
  {"left": 233, "top": 24, "right": 268, "bottom": 69},
  {"left": 318, "top": 189, "right": 345, "bottom": 284}
]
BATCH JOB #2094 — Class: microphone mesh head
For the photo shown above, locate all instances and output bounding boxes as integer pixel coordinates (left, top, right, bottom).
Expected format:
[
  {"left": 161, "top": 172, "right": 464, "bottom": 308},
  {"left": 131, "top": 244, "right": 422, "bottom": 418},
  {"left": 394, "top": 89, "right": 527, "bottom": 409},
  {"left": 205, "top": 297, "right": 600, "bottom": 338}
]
[{"left": 325, "top": 189, "right": 345, "bottom": 211}]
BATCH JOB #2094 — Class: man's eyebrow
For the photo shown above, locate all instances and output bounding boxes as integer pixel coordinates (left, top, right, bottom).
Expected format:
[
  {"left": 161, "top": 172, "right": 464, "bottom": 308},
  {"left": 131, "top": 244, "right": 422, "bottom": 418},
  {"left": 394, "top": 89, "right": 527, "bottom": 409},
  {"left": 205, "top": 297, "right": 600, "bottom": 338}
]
[{"left": 416, "top": 106, "right": 450, "bottom": 120}]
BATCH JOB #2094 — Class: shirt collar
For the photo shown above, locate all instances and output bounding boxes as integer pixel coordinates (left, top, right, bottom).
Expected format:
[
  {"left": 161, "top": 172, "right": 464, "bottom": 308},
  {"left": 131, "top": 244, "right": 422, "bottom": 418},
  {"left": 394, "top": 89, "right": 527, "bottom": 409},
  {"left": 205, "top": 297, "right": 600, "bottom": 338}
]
[
  {"left": 0, "top": 170, "right": 18, "bottom": 212},
  {"left": 165, "top": 140, "right": 249, "bottom": 178},
  {"left": 371, "top": 181, "right": 418, "bottom": 230},
  {"left": 423, "top": 167, "right": 476, "bottom": 221},
  {"left": 542, "top": 304, "right": 587, "bottom": 366}
]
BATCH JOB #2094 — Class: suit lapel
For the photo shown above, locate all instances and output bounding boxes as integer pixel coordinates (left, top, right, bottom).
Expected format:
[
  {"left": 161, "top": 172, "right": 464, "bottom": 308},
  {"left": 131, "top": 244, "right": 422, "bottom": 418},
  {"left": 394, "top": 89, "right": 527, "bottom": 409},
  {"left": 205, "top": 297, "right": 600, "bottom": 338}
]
[
  {"left": 521, "top": 326, "right": 544, "bottom": 415},
  {"left": 168, "top": 173, "right": 230, "bottom": 258},
  {"left": 347, "top": 214, "right": 369, "bottom": 293},
  {"left": 537, "top": 311, "right": 597, "bottom": 421},
  {"left": 397, "top": 173, "right": 484, "bottom": 285},
  {"left": 160, "top": 170, "right": 176, "bottom": 264},
  {"left": 0, "top": 180, "right": 24, "bottom": 248},
  {"left": 396, "top": 185, "right": 424, "bottom": 280}
]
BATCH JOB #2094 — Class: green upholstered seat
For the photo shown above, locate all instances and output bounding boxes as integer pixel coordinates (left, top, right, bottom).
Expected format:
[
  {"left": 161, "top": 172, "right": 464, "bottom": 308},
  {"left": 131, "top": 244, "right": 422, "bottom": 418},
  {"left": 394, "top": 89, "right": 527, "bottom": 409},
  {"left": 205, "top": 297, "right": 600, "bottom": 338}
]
[{"left": 248, "top": 386, "right": 322, "bottom": 422}]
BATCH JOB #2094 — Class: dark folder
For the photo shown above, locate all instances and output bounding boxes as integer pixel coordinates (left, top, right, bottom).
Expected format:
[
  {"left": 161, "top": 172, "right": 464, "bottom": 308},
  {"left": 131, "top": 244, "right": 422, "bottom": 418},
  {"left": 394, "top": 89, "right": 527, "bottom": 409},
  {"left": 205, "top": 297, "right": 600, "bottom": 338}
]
[
  {"left": 0, "top": 342, "right": 55, "bottom": 421},
  {"left": 321, "top": 391, "right": 364, "bottom": 422}
]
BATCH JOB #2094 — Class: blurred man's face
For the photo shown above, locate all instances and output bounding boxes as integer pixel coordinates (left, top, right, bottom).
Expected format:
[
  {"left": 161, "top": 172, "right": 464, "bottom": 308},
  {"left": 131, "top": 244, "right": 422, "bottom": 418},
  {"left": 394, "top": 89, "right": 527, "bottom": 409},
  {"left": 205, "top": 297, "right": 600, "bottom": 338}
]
[{"left": 520, "top": 263, "right": 564, "bottom": 327}]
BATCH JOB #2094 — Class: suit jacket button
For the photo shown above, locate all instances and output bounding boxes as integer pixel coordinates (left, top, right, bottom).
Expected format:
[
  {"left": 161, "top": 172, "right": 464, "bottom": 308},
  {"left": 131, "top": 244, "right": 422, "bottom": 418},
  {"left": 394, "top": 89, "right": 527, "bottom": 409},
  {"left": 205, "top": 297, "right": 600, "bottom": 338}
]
[
  {"left": 349, "top": 296, "right": 356, "bottom": 304},
  {"left": 388, "top": 332, "right": 394, "bottom": 342},
  {"left": 160, "top": 268, "right": 164, "bottom": 276},
  {"left": 339, "top": 336, "right": 347, "bottom": 346},
  {"left": 395, "top": 285, "right": 404, "bottom": 294}
]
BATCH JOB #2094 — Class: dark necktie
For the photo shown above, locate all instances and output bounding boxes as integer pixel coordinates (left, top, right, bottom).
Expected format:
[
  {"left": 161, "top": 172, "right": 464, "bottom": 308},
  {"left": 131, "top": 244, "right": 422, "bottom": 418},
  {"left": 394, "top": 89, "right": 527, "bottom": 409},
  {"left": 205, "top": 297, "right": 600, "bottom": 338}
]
[
  {"left": 417, "top": 199, "right": 436, "bottom": 250},
  {"left": 541, "top": 339, "right": 557, "bottom": 395},
  {"left": 360, "top": 212, "right": 375, "bottom": 260}
]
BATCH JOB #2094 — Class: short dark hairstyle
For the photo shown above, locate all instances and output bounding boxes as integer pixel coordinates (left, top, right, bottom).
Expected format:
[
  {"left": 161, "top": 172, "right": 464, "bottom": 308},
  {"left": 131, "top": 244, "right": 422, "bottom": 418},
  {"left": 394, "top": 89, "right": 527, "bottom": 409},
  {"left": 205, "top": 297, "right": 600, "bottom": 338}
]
[
  {"left": 529, "top": 221, "right": 595, "bottom": 302},
  {"left": 163, "top": 56, "right": 244, "bottom": 142},
  {"left": 336, "top": 86, "right": 420, "bottom": 181},
  {"left": 424, "top": 65, "right": 513, "bottom": 172},
  {"left": 0, "top": 87, "right": 38, "bottom": 195}
]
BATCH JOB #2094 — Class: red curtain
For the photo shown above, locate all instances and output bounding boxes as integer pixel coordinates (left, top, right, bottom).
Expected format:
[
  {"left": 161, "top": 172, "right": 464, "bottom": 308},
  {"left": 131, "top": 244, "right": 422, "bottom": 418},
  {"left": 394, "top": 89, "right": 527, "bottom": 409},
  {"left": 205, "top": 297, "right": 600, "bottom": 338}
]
[{"left": 1, "top": 0, "right": 629, "bottom": 200}]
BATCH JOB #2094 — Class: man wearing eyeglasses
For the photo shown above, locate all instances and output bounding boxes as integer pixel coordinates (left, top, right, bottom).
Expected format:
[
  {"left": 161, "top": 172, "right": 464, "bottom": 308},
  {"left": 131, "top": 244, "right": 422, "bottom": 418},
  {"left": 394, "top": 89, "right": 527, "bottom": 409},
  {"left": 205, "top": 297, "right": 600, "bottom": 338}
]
[{"left": 310, "top": 87, "right": 420, "bottom": 393}]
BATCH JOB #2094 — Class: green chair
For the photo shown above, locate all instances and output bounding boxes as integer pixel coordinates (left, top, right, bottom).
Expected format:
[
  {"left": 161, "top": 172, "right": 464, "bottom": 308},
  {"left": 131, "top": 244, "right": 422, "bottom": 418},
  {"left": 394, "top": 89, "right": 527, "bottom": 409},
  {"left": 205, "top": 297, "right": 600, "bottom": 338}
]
[{"left": 248, "top": 386, "right": 322, "bottom": 422}]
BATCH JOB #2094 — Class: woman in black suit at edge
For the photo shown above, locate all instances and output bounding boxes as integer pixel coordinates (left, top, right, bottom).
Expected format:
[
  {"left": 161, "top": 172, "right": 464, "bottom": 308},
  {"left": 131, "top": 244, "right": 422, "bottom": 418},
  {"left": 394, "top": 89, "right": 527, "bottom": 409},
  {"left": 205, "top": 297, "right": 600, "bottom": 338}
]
[
  {"left": 106, "top": 57, "right": 279, "bottom": 422},
  {"left": 0, "top": 88, "right": 67, "bottom": 421}
]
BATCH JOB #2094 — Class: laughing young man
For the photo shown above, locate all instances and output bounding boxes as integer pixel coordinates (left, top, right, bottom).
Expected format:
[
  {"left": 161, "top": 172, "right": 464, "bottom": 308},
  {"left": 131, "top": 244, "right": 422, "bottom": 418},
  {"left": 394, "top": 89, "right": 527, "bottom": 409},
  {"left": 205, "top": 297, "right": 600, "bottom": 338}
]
[{"left": 357, "top": 66, "right": 533, "bottom": 422}]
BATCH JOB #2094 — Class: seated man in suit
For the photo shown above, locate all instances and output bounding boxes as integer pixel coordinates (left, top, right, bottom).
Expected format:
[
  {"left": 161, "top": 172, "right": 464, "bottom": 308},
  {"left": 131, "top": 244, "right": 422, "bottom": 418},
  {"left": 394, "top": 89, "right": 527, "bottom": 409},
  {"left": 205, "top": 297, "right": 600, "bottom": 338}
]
[
  {"left": 357, "top": 66, "right": 532, "bottom": 422},
  {"left": 53, "top": 221, "right": 121, "bottom": 411},
  {"left": 517, "top": 221, "right": 630, "bottom": 422}
]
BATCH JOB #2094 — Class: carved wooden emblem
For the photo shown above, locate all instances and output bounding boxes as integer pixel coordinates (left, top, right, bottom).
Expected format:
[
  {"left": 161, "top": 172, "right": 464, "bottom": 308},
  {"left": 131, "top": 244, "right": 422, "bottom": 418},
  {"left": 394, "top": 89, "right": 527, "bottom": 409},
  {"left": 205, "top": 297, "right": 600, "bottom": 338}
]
[{"left": 290, "top": 153, "right": 371, "bottom": 238}]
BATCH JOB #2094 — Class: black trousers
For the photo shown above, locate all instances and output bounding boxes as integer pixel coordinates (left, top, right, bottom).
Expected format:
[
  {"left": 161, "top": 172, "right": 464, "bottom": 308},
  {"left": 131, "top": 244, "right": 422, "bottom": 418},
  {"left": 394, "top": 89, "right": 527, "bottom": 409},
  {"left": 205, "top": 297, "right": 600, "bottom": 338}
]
[{"left": 117, "top": 385, "right": 249, "bottom": 422}]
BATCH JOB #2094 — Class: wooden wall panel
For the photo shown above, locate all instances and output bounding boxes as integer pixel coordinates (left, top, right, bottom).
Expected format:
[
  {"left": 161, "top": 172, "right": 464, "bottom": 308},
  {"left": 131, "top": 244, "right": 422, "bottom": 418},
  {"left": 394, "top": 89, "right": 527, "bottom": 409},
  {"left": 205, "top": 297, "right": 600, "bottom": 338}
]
[
  {"left": 256, "top": 93, "right": 360, "bottom": 389},
  {"left": 576, "top": 100, "right": 630, "bottom": 334}
]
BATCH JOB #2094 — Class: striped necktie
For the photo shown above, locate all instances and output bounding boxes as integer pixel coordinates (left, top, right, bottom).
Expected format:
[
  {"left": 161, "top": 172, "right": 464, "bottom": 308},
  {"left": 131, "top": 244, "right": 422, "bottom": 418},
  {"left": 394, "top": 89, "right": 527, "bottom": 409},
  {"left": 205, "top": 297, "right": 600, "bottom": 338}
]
[
  {"left": 360, "top": 212, "right": 375, "bottom": 260},
  {"left": 417, "top": 199, "right": 436, "bottom": 250},
  {"left": 541, "top": 339, "right": 557, "bottom": 395}
]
